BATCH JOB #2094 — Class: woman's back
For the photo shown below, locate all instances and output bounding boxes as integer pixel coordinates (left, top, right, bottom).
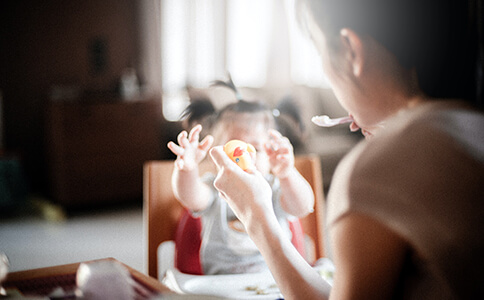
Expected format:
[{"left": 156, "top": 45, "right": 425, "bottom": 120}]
[{"left": 327, "top": 101, "right": 484, "bottom": 298}]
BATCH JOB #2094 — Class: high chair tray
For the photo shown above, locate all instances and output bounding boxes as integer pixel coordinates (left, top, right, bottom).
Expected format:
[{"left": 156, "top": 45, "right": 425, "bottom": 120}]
[
  {"left": 161, "top": 258, "right": 335, "bottom": 300},
  {"left": 162, "top": 268, "right": 282, "bottom": 300}
]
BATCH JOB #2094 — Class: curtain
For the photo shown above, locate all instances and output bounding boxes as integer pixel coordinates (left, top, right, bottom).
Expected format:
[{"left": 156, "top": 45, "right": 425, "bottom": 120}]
[{"left": 159, "top": 0, "right": 328, "bottom": 121}]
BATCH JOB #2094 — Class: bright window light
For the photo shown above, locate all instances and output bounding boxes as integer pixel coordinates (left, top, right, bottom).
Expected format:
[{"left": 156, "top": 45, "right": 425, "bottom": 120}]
[
  {"left": 187, "top": 0, "right": 218, "bottom": 87},
  {"left": 226, "top": 0, "right": 272, "bottom": 87},
  {"left": 162, "top": 90, "right": 191, "bottom": 122},
  {"left": 160, "top": 0, "right": 330, "bottom": 121},
  {"left": 161, "top": 0, "right": 187, "bottom": 92},
  {"left": 284, "top": 0, "right": 330, "bottom": 87}
]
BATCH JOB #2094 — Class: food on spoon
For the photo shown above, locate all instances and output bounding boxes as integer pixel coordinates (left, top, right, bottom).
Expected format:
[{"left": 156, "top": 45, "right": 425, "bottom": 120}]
[
  {"left": 223, "top": 140, "right": 256, "bottom": 171},
  {"left": 311, "top": 115, "right": 353, "bottom": 127}
]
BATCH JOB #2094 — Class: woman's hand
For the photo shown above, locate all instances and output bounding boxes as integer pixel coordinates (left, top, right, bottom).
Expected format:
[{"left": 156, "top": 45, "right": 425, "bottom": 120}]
[
  {"left": 167, "top": 124, "right": 214, "bottom": 171},
  {"left": 211, "top": 146, "right": 329, "bottom": 300},
  {"left": 265, "top": 129, "right": 295, "bottom": 179},
  {"left": 210, "top": 146, "right": 274, "bottom": 227}
]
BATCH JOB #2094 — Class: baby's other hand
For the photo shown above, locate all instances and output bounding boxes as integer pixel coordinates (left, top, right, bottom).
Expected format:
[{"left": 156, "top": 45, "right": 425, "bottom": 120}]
[
  {"left": 167, "top": 124, "right": 214, "bottom": 171},
  {"left": 265, "top": 129, "right": 295, "bottom": 179}
]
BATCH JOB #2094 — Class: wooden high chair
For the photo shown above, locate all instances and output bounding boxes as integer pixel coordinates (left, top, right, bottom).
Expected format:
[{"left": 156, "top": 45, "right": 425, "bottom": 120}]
[{"left": 143, "top": 155, "right": 326, "bottom": 279}]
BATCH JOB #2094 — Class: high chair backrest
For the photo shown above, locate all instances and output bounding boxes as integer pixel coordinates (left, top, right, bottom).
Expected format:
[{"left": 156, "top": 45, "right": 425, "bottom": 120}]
[{"left": 143, "top": 155, "right": 325, "bottom": 279}]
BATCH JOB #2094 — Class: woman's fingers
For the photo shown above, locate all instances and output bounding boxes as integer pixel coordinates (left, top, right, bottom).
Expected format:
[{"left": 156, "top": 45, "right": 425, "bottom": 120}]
[{"left": 210, "top": 146, "right": 233, "bottom": 171}]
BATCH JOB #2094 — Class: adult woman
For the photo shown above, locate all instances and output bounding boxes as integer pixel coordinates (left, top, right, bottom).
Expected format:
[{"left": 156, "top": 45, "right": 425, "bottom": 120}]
[{"left": 209, "top": 0, "right": 484, "bottom": 299}]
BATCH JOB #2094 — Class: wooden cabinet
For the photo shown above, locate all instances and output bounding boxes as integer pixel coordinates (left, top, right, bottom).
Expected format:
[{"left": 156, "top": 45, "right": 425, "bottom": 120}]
[{"left": 46, "top": 99, "right": 162, "bottom": 207}]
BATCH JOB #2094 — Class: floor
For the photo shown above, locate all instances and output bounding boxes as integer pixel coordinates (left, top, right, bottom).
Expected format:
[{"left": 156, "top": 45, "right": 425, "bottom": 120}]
[{"left": 0, "top": 199, "right": 145, "bottom": 274}]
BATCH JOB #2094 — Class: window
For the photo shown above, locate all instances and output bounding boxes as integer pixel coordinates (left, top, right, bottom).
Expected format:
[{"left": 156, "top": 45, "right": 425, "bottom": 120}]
[
  {"left": 284, "top": 0, "right": 329, "bottom": 87},
  {"left": 161, "top": 0, "right": 328, "bottom": 121},
  {"left": 226, "top": 0, "right": 272, "bottom": 87}
]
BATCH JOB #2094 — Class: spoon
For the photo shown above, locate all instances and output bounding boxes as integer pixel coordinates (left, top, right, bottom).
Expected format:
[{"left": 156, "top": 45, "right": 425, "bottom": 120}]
[{"left": 311, "top": 115, "right": 353, "bottom": 127}]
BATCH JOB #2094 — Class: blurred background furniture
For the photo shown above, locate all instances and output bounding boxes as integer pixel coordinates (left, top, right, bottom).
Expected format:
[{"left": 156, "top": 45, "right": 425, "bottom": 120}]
[
  {"left": 45, "top": 98, "right": 162, "bottom": 208},
  {"left": 0, "top": 155, "right": 28, "bottom": 210}
]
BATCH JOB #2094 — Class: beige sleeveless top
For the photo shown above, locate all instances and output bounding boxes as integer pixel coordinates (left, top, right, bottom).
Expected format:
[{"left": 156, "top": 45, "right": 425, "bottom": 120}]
[{"left": 327, "top": 101, "right": 484, "bottom": 299}]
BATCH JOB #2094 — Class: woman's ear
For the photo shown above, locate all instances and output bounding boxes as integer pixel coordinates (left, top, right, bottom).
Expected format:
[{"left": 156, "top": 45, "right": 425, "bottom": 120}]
[{"left": 340, "top": 28, "right": 365, "bottom": 77}]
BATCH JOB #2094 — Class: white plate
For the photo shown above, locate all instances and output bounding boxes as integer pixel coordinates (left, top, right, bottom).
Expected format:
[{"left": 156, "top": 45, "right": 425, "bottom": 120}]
[
  {"left": 162, "top": 269, "right": 283, "bottom": 300},
  {"left": 160, "top": 258, "right": 334, "bottom": 300}
]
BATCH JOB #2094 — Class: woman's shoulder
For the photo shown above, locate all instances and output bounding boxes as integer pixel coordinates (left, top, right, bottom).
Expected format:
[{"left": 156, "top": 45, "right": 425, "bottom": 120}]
[
  {"left": 327, "top": 100, "right": 484, "bottom": 250},
  {"left": 362, "top": 100, "right": 484, "bottom": 166},
  {"left": 329, "top": 99, "right": 484, "bottom": 208}
]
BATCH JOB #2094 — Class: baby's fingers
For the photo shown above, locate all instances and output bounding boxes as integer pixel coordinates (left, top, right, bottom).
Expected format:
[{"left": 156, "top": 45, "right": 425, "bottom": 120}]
[
  {"left": 167, "top": 141, "right": 185, "bottom": 156},
  {"left": 269, "top": 129, "right": 284, "bottom": 139},
  {"left": 199, "top": 135, "right": 214, "bottom": 152},
  {"left": 270, "top": 131, "right": 292, "bottom": 151},
  {"left": 177, "top": 130, "right": 189, "bottom": 148},
  {"left": 188, "top": 124, "right": 202, "bottom": 143}
]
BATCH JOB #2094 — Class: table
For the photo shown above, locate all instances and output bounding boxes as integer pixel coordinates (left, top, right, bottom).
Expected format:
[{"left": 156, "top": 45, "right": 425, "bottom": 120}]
[{"left": 3, "top": 257, "right": 172, "bottom": 298}]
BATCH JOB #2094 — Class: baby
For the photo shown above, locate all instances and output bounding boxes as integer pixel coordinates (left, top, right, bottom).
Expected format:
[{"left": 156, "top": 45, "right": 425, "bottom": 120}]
[{"left": 168, "top": 97, "right": 314, "bottom": 275}]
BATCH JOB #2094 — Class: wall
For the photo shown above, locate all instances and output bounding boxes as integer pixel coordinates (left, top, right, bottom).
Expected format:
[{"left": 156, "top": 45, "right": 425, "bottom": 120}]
[
  {"left": 0, "top": 0, "right": 361, "bottom": 201},
  {"left": 0, "top": 0, "right": 142, "bottom": 194}
]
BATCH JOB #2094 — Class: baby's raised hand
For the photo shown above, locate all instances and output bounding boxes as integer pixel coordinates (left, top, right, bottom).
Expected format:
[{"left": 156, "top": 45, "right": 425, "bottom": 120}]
[
  {"left": 264, "top": 129, "right": 295, "bottom": 179},
  {"left": 167, "top": 124, "right": 214, "bottom": 171}
]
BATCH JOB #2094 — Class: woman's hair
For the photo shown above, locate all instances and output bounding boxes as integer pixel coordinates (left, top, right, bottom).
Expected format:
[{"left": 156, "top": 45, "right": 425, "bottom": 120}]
[{"left": 297, "top": 0, "right": 484, "bottom": 107}]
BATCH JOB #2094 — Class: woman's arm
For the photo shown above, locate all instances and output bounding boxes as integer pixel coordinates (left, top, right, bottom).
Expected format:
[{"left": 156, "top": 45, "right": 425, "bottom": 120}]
[
  {"left": 210, "top": 146, "right": 330, "bottom": 299},
  {"left": 329, "top": 214, "right": 408, "bottom": 300},
  {"left": 249, "top": 209, "right": 331, "bottom": 300},
  {"left": 211, "top": 145, "right": 408, "bottom": 299}
]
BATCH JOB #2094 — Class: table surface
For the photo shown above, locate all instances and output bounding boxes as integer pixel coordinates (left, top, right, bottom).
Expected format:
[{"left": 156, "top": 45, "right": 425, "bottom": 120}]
[{"left": 3, "top": 257, "right": 172, "bottom": 297}]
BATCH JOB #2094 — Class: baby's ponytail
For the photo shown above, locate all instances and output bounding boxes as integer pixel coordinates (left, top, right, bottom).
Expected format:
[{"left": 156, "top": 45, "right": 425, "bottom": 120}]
[{"left": 180, "top": 98, "right": 216, "bottom": 130}]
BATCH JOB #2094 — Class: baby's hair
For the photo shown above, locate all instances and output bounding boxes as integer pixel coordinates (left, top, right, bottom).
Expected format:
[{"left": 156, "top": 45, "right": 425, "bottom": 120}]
[
  {"left": 181, "top": 74, "right": 266, "bottom": 128},
  {"left": 217, "top": 100, "right": 272, "bottom": 117},
  {"left": 274, "top": 95, "right": 307, "bottom": 153},
  {"left": 180, "top": 97, "right": 274, "bottom": 131},
  {"left": 181, "top": 75, "right": 306, "bottom": 152},
  {"left": 211, "top": 73, "right": 243, "bottom": 101},
  {"left": 180, "top": 98, "right": 216, "bottom": 130},
  {"left": 210, "top": 99, "right": 276, "bottom": 147},
  {"left": 210, "top": 75, "right": 275, "bottom": 130},
  {"left": 275, "top": 95, "right": 305, "bottom": 133}
]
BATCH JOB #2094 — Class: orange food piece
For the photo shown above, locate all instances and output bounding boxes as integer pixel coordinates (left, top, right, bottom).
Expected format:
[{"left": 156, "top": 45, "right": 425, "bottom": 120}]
[{"left": 223, "top": 140, "right": 256, "bottom": 171}]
